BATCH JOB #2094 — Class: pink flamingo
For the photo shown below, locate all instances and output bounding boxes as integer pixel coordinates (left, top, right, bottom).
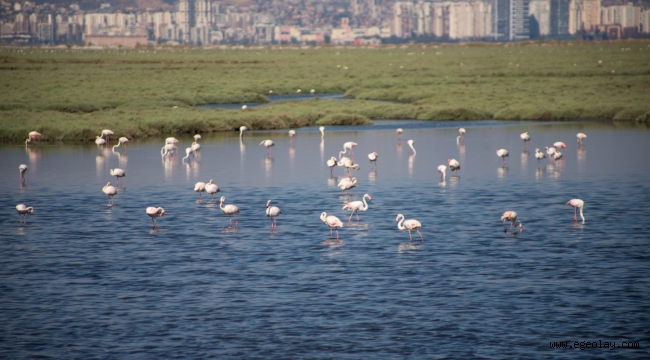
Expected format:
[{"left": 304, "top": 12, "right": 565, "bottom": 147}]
[
  {"left": 260, "top": 139, "right": 275, "bottom": 157},
  {"left": 437, "top": 165, "right": 446, "bottom": 182},
  {"left": 266, "top": 200, "right": 282, "bottom": 229},
  {"left": 396, "top": 214, "right": 423, "bottom": 244},
  {"left": 368, "top": 152, "right": 378, "bottom": 170},
  {"left": 320, "top": 212, "right": 343, "bottom": 239},
  {"left": 338, "top": 177, "right": 357, "bottom": 195},
  {"left": 146, "top": 207, "right": 165, "bottom": 228},
  {"left": 194, "top": 182, "right": 206, "bottom": 199},
  {"left": 220, "top": 196, "right": 240, "bottom": 227},
  {"left": 496, "top": 149, "right": 509, "bottom": 166},
  {"left": 396, "top": 128, "right": 403, "bottom": 141},
  {"left": 343, "top": 142, "right": 357, "bottom": 159},
  {"left": 535, "top": 148, "right": 546, "bottom": 166},
  {"left": 500, "top": 211, "right": 523, "bottom": 233},
  {"left": 16, "top": 204, "right": 34, "bottom": 224},
  {"left": 19, "top": 164, "right": 28, "bottom": 183},
  {"left": 327, "top": 156, "right": 337, "bottom": 176},
  {"left": 576, "top": 133, "right": 587, "bottom": 146},
  {"left": 110, "top": 168, "right": 125, "bottom": 186},
  {"left": 101, "top": 129, "right": 114, "bottom": 143},
  {"left": 342, "top": 194, "right": 371, "bottom": 222},
  {"left": 25, "top": 131, "right": 42, "bottom": 147},
  {"left": 102, "top": 182, "right": 116, "bottom": 205},
  {"left": 567, "top": 199, "right": 585, "bottom": 223},
  {"left": 205, "top": 179, "right": 220, "bottom": 202},
  {"left": 112, "top": 137, "right": 129, "bottom": 152},
  {"left": 448, "top": 159, "right": 460, "bottom": 176},
  {"left": 554, "top": 141, "right": 567, "bottom": 151}
]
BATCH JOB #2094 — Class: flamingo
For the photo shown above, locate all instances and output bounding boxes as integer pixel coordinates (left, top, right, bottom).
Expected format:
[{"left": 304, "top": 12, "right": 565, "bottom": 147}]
[
  {"left": 219, "top": 196, "right": 240, "bottom": 227},
  {"left": 110, "top": 168, "right": 125, "bottom": 186},
  {"left": 320, "top": 212, "right": 343, "bottom": 239},
  {"left": 101, "top": 129, "right": 114, "bottom": 143},
  {"left": 310, "top": 89, "right": 315, "bottom": 95},
  {"left": 327, "top": 156, "right": 337, "bottom": 176},
  {"left": 396, "top": 214, "right": 423, "bottom": 244},
  {"left": 521, "top": 132, "right": 530, "bottom": 149},
  {"left": 342, "top": 194, "right": 372, "bottom": 222},
  {"left": 194, "top": 134, "right": 201, "bottom": 142},
  {"left": 342, "top": 158, "right": 360, "bottom": 177},
  {"left": 554, "top": 141, "right": 567, "bottom": 151},
  {"left": 437, "top": 164, "right": 446, "bottom": 181},
  {"left": 260, "top": 139, "right": 275, "bottom": 156},
  {"left": 205, "top": 179, "right": 220, "bottom": 202},
  {"left": 404, "top": 140, "right": 415, "bottom": 155},
  {"left": 240, "top": 126, "right": 248, "bottom": 138},
  {"left": 576, "top": 133, "right": 587, "bottom": 146},
  {"left": 338, "top": 177, "right": 357, "bottom": 195},
  {"left": 242, "top": 105, "right": 247, "bottom": 110},
  {"left": 165, "top": 137, "right": 179, "bottom": 145},
  {"left": 496, "top": 149, "right": 509, "bottom": 166},
  {"left": 534, "top": 148, "right": 546, "bottom": 166},
  {"left": 266, "top": 200, "right": 282, "bottom": 229},
  {"left": 19, "top": 164, "right": 28, "bottom": 183},
  {"left": 458, "top": 128, "right": 466, "bottom": 138},
  {"left": 545, "top": 146, "right": 557, "bottom": 159},
  {"left": 146, "top": 207, "right": 165, "bottom": 228},
  {"left": 289, "top": 130, "right": 296, "bottom": 141},
  {"left": 296, "top": 89, "right": 302, "bottom": 95},
  {"left": 500, "top": 211, "right": 523, "bottom": 233},
  {"left": 396, "top": 128, "right": 403, "bottom": 140},
  {"left": 16, "top": 204, "right": 34, "bottom": 224},
  {"left": 25, "top": 131, "right": 41, "bottom": 146},
  {"left": 191, "top": 141, "right": 201, "bottom": 152},
  {"left": 552, "top": 151, "right": 563, "bottom": 160},
  {"left": 368, "top": 152, "right": 378, "bottom": 170},
  {"left": 161, "top": 144, "right": 177, "bottom": 157},
  {"left": 112, "top": 137, "right": 129, "bottom": 151},
  {"left": 269, "top": 90, "right": 273, "bottom": 95},
  {"left": 319, "top": 126, "right": 325, "bottom": 139},
  {"left": 567, "top": 199, "right": 585, "bottom": 223},
  {"left": 182, "top": 147, "right": 194, "bottom": 162},
  {"left": 448, "top": 159, "right": 460, "bottom": 176},
  {"left": 343, "top": 142, "right": 357, "bottom": 158},
  {"left": 194, "top": 181, "right": 206, "bottom": 200},
  {"left": 102, "top": 182, "right": 116, "bottom": 205},
  {"left": 95, "top": 136, "right": 106, "bottom": 145}
]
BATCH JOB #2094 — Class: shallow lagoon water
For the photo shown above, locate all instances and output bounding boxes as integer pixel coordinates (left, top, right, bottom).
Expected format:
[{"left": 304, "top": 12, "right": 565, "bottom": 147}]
[{"left": 1, "top": 120, "right": 649, "bottom": 358}]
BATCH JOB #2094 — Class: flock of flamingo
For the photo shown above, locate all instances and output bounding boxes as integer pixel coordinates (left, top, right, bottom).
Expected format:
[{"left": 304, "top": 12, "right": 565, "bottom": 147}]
[{"left": 16, "top": 126, "right": 587, "bottom": 244}]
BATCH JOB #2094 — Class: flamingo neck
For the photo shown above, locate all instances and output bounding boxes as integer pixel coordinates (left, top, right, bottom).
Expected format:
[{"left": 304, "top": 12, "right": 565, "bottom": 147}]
[
  {"left": 361, "top": 195, "right": 369, "bottom": 210},
  {"left": 579, "top": 206, "right": 585, "bottom": 222},
  {"left": 397, "top": 215, "right": 405, "bottom": 230}
]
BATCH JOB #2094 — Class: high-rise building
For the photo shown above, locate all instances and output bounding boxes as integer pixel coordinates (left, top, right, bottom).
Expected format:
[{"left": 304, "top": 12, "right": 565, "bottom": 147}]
[
  {"left": 529, "top": 0, "right": 550, "bottom": 37},
  {"left": 550, "top": 0, "right": 570, "bottom": 37},
  {"left": 510, "top": 0, "right": 529, "bottom": 40}
]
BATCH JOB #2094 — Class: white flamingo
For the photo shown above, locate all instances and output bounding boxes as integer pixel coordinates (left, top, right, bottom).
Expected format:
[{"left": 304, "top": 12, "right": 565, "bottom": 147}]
[
  {"left": 240, "top": 126, "right": 248, "bottom": 138},
  {"left": 260, "top": 139, "right": 275, "bottom": 156},
  {"left": 343, "top": 142, "right": 357, "bottom": 158},
  {"left": 554, "top": 141, "right": 567, "bottom": 151},
  {"left": 500, "top": 211, "right": 523, "bottom": 233},
  {"left": 296, "top": 89, "right": 302, "bottom": 94},
  {"left": 327, "top": 156, "right": 338, "bottom": 176},
  {"left": 567, "top": 199, "right": 585, "bottom": 223},
  {"left": 25, "top": 131, "right": 41, "bottom": 147},
  {"left": 496, "top": 149, "right": 509, "bottom": 166},
  {"left": 112, "top": 137, "right": 129, "bottom": 151},
  {"left": 448, "top": 159, "right": 460, "bottom": 176},
  {"left": 342, "top": 193, "right": 372, "bottom": 222},
  {"left": 194, "top": 181, "right": 206, "bottom": 200},
  {"left": 396, "top": 214, "right": 423, "bottom": 244},
  {"left": 342, "top": 158, "right": 360, "bottom": 177},
  {"left": 320, "top": 212, "right": 343, "bottom": 239},
  {"left": 520, "top": 132, "right": 530, "bottom": 149},
  {"left": 219, "top": 196, "right": 240, "bottom": 227},
  {"left": 16, "top": 204, "right": 34, "bottom": 224},
  {"left": 576, "top": 133, "right": 587, "bottom": 146},
  {"left": 146, "top": 207, "right": 165, "bottom": 228},
  {"left": 338, "top": 177, "right": 357, "bottom": 195},
  {"left": 102, "top": 182, "right": 116, "bottom": 205},
  {"left": 182, "top": 147, "right": 194, "bottom": 162},
  {"left": 407, "top": 139, "right": 416, "bottom": 155},
  {"left": 101, "top": 129, "right": 114, "bottom": 143},
  {"left": 310, "top": 89, "right": 315, "bottom": 95},
  {"left": 437, "top": 164, "right": 446, "bottom": 181},
  {"left": 545, "top": 146, "right": 557, "bottom": 159},
  {"left": 458, "top": 128, "right": 466, "bottom": 139},
  {"left": 319, "top": 126, "right": 325, "bottom": 139},
  {"left": 110, "top": 168, "right": 125, "bottom": 186},
  {"left": 165, "top": 137, "right": 179, "bottom": 145},
  {"left": 194, "top": 134, "right": 201, "bottom": 142},
  {"left": 553, "top": 151, "right": 563, "bottom": 160},
  {"left": 242, "top": 105, "right": 247, "bottom": 110},
  {"left": 289, "top": 130, "right": 296, "bottom": 141},
  {"left": 368, "top": 152, "right": 378, "bottom": 170},
  {"left": 269, "top": 90, "right": 273, "bottom": 95},
  {"left": 191, "top": 141, "right": 201, "bottom": 152},
  {"left": 535, "top": 148, "right": 546, "bottom": 166},
  {"left": 19, "top": 164, "right": 27, "bottom": 183},
  {"left": 266, "top": 200, "right": 282, "bottom": 229},
  {"left": 205, "top": 179, "right": 220, "bottom": 202},
  {"left": 95, "top": 136, "right": 106, "bottom": 145},
  {"left": 396, "top": 128, "right": 403, "bottom": 140},
  {"left": 161, "top": 144, "right": 177, "bottom": 157}
]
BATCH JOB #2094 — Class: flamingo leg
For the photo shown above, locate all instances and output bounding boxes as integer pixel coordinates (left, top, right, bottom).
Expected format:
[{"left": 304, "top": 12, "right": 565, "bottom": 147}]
[
  {"left": 574, "top": 208, "right": 578, "bottom": 222},
  {"left": 348, "top": 212, "right": 353, "bottom": 222},
  {"left": 335, "top": 228, "right": 339, "bottom": 240},
  {"left": 229, "top": 217, "right": 233, "bottom": 227},
  {"left": 417, "top": 230, "right": 424, "bottom": 242},
  {"left": 356, "top": 211, "right": 360, "bottom": 221},
  {"left": 330, "top": 228, "right": 333, "bottom": 239},
  {"left": 234, "top": 215, "right": 239, "bottom": 227},
  {"left": 408, "top": 230, "right": 413, "bottom": 244}
]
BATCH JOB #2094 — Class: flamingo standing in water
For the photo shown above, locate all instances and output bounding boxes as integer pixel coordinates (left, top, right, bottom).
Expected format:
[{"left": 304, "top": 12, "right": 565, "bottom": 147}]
[
  {"left": 266, "top": 200, "right": 282, "bottom": 229},
  {"left": 102, "top": 182, "right": 116, "bottom": 205},
  {"left": 219, "top": 196, "right": 240, "bottom": 227},
  {"left": 191, "top": 141, "right": 201, "bottom": 152},
  {"left": 448, "top": 159, "right": 460, "bottom": 176},
  {"left": 368, "top": 152, "right": 378, "bottom": 170},
  {"left": 205, "top": 179, "right": 220, "bottom": 202},
  {"left": 161, "top": 144, "right": 177, "bottom": 157},
  {"left": 496, "top": 149, "right": 509, "bottom": 166},
  {"left": 25, "top": 131, "right": 42, "bottom": 146},
  {"left": 458, "top": 128, "right": 466, "bottom": 140},
  {"left": 567, "top": 199, "right": 585, "bottom": 223},
  {"left": 500, "top": 211, "right": 523, "bottom": 233},
  {"left": 545, "top": 146, "right": 557, "bottom": 160},
  {"left": 343, "top": 142, "right": 357, "bottom": 159},
  {"left": 240, "top": 126, "right": 248, "bottom": 138},
  {"left": 194, "top": 181, "right": 206, "bottom": 200},
  {"left": 242, "top": 105, "right": 247, "bottom": 110},
  {"left": 396, "top": 214, "right": 423, "bottom": 244},
  {"left": 319, "top": 126, "right": 325, "bottom": 139},
  {"left": 110, "top": 168, "right": 125, "bottom": 186},
  {"left": 95, "top": 136, "right": 106, "bottom": 145},
  {"left": 19, "top": 164, "right": 28, "bottom": 183},
  {"left": 146, "top": 207, "right": 165, "bottom": 228},
  {"left": 437, "top": 165, "right": 446, "bottom": 181},
  {"left": 288, "top": 130, "right": 296, "bottom": 143},
  {"left": 310, "top": 89, "right": 315, "bottom": 95},
  {"left": 16, "top": 204, "right": 34, "bottom": 224},
  {"left": 338, "top": 177, "right": 357, "bottom": 195},
  {"left": 297, "top": 89, "right": 302, "bottom": 95},
  {"left": 342, "top": 194, "right": 372, "bottom": 222},
  {"left": 342, "top": 158, "right": 360, "bottom": 178},
  {"left": 520, "top": 132, "right": 530, "bottom": 149},
  {"left": 554, "top": 142, "right": 567, "bottom": 151},
  {"left": 320, "top": 212, "right": 343, "bottom": 239},
  {"left": 396, "top": 128, "right": 403, "bottom": 140},
  {"left": 552, "top": 151, "right": 563, "bottom": 160},
  {"left": 112, "top": 137, "right": 129, "bottom": 151},
  {"left": 101, "top": 129, "right": 114, "bottom": 143},
  {"left": 576, "top": 133, "right": 587, "bottom": 146},
  {"left": 407, "top": 140, "right": 416, "bottom": 155},
  {"left": 182, "top": 147, "right": 194, "bottom": 162},
  {"left": 327, "top": 156, "right": 338, "bottom": 176},
  {"left": 534, "top": 148, "right": 546, "bottom": 166},
  {"left": 260, "top": 139, "right": 275, "bottom": 156}
]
